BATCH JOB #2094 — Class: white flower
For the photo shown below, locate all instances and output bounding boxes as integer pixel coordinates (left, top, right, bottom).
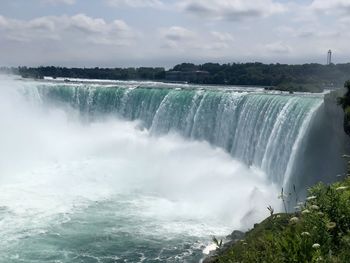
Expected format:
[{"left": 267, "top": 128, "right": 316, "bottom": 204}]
[
  {"left": 297, "top": 202, "right": 304, "bottom": 206},
  {"left": 290, "top": 217, "right": 299, "bottom": 223},
  {"left": 317, "top": 212, "right": 324, "bottom": 216},
  {"left": 310, "top": 205, "right": 320, "bottom": 210},
  {"left": 326, "top": 222, "right": 336, "bottom": 229},
  {"left": 312, "top": 243, "right": 320, "bottom": 249},
  {"left": 302, "top": 209, "right": 311, "bottom": 215},
  {"left": 336, "top": 186, "right": 348, "bottom": 191},
  {"left": 307, "top": 196, "right": 317, "bottom": 201},
  {"left": 294, "top": 205, "right": 301, "bottom": 210},
  {"left": 301, "top": 232, "right": 310, "bottom": 236}
]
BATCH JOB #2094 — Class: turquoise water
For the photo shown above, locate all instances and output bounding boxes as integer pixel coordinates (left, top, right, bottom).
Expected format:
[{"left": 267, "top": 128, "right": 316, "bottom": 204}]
[
  {"left": 1, "top": 197, "right": 209, "bottom": 262},
  {"left": 36, "top": 82, "right": 323, "bottom": 185},
  {"left": 0, "top": 78, "right": 324, "bottom": 262}
]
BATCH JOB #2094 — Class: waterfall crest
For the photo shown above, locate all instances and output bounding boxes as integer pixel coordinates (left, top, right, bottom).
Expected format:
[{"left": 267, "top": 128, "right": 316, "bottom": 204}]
[{"left": 33, "top": 83, "right": 324, "bottom": 186}]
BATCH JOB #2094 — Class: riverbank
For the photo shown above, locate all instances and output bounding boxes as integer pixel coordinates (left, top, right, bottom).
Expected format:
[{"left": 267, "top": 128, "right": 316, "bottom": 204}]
[{"left": 204, "top": 177, "right": 350, "bottom": 262}]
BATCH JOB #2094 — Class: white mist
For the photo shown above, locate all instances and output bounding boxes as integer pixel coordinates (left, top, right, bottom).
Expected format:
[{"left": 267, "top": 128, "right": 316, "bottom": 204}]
[{"left": 0, "top": 77, "right": 279, "bottom": 262}]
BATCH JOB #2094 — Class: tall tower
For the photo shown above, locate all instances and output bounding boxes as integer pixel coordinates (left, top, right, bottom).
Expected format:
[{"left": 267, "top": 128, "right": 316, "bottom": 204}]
[{"left": 327, "top": 49, "right": 332, "bottom": 65}]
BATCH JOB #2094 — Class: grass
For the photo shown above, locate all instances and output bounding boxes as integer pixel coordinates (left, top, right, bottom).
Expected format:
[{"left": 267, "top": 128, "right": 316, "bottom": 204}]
[{"left": 209, "top": 178, "right": 350, "bottom": 263}]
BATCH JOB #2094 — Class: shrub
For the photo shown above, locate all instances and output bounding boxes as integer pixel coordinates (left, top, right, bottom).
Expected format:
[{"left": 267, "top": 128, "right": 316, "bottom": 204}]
[{"left": 214, "top": 178, "right": 350, "bottom": 263}]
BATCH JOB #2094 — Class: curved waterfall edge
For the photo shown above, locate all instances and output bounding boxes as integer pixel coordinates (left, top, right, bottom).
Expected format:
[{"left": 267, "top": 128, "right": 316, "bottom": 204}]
[{"left": 20, "top": 81, "right": 350, "bottom": 195}]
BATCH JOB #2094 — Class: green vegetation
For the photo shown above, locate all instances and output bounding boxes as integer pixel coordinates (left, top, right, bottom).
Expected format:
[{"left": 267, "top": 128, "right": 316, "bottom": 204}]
[
  {"left": 337, "top": 81, "right": 350, "bottom": 135},
  {"left": 170, "top": 62, "right": 350, "bottom": 92},
  {"left": 202, "top": 80, "right": 350, "bottom": 262},
  {"left": 5, "top": 66, "right": 166, "bottom": 81},
  {"left": 2, "top": 62, "right": 350, "bottom": 93},
  {"left": 209, "top": 178, "right": 350, "bottom": 263}
]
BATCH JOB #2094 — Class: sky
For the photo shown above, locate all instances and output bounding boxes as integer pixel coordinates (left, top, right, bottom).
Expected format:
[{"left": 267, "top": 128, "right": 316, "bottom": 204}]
[{"left": 0, "top": 0, "right": 349, "bottom": 68}]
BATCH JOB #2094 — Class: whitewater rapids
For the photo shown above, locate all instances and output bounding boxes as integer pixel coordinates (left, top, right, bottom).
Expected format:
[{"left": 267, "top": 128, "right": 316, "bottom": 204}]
[{"left": 0, "top": 77, "right": 281, "bottom": 262}]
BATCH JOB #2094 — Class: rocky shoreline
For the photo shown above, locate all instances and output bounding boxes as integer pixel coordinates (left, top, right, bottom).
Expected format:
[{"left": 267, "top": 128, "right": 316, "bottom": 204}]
[{"left": 203, "top": 230, "right": 245, "bottom": 263}]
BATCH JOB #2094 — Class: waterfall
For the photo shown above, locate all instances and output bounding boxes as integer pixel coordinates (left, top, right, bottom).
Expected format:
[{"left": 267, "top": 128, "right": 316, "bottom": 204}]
[
  {"left": 32, "top": 82, "right": 325, "bottom": 187},
  {"left": 3, "top": 77, "right": 349, "bottom": 262}
]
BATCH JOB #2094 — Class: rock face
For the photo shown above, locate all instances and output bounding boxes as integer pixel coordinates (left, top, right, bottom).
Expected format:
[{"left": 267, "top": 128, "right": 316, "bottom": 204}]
[
  {"left": 224, "top": 230, "right": 245, "bottom": 248},
  {"left": 227, "top": 230, "right": 245, "bottom": 240},
  {"left": 202, "top": 230, "right": 245, "bottom": 263},
  {"left": 336, "top": 82, "right": 350, "bottom": 135},
  {"left": 344, "top": 112, "right": 350, "bottom": 136},
  {"left": 289, "top": 89, "right": 350, "bottom": 193},
  {"left": 202, "top": 256, "right": 218, "bottom": 263}
]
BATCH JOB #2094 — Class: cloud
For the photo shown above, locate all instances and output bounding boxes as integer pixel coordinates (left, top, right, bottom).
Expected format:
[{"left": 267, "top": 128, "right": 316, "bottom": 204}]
[
  {"left": 211, "top": 31, "right": 234, "bottom": 42},
  {"left": 159, "top": 26, "right": 235, "bottom": 53},
  {"left": 162, "top": 26, "right": 195, "bottom": 42},
  {"left": 2, "top": 0, "right": 350, "bottom": 66},
  {"left": 265, "top": 42, "right": 291, "bottom": 54},
  {"left": 106, "top": 0, "right": 163, "bottom": 8},
  {"left": 160, "top": 26, "right": 196, "bottom": 48},
  {"left": 0, "top": 14, "right": 140, "bottom": 66},
  {"left": 0, "top": 14, "right": 134, "bottom": 45},
  {"left": 179, "top": 0, "right": 285, "bottom": 21},
  {"left": 311, "top": 0, "right": 350, "bottom": 14},
  {"left": 339, "top": 16, "right": 350, "bottom": 25},
  {"left": 41, "top": 0, "right": 76, "bottom": 5}
]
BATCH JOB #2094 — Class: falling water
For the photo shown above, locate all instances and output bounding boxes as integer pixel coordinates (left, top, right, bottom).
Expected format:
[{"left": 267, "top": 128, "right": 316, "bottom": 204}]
[
  {"left": 0, "top": 77, "right": 330, "bottom": 262},
  {"left": 35, "top": 82, "right": 324, "bottom": 186}
]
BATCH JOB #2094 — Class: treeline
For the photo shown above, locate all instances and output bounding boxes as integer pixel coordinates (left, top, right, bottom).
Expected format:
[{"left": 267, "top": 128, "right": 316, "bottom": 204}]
[
  {"left": 3, "top": 62, "right": 350, "bottom": 92},
  {"left": 171, "top": 62, "right": 350, "bottom": 92},
  {"left": 6, "top": 66, "right": 166, "bottom": 81}
]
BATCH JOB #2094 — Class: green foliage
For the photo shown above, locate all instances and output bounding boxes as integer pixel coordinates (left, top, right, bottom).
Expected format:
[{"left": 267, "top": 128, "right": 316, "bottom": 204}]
[
  {"left": 213, "top": 236, "right": 223, "bottom": 248},
  {"left": 213, "top": 178, "right": 350, "bottom": 263},
  {"left": 13, "top": 66, "right": 166, "bottom": 81},
  {"left": 171, "top": 62, "right": 350, "bottom": 92},
  {"left": 267, "top": 205, "right": 274, "bottom": 217},
  {"left": 5, "top": 63, "right": 350, "bottom": 93}
]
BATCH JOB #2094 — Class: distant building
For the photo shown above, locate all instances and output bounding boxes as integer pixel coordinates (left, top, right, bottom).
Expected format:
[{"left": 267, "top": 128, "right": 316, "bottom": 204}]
[{"left": 327, "top": 49, "right": 332, "bottom": 65}]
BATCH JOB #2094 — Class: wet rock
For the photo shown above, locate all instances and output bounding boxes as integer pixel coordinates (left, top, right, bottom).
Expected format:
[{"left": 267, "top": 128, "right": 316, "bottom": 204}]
[{"left": 226, "top": 230, "right": 245, "bottom": 242}]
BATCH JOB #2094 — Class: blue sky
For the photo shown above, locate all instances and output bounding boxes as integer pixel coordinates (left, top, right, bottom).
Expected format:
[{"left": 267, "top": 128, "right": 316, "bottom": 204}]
[{"left": 0, "top": 0, "right": 349, "bottom": 67}]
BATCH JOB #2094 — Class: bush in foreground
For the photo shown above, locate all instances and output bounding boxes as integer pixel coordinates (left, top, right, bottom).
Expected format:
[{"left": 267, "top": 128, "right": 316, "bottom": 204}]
[{"left": 210, "top": 178, "right": 350, "bottom": 263}]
